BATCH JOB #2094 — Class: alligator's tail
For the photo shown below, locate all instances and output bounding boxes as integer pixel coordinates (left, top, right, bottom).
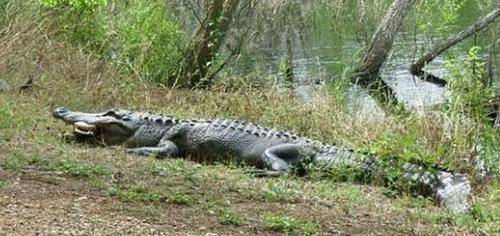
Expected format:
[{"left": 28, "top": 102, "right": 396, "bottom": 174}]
[{"left": 313, "top": 146, "right": 471, "bottom": 214}]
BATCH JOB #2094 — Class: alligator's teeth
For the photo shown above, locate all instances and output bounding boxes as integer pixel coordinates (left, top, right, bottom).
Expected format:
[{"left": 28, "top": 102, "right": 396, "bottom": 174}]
[{"left": 73, "top": 122, "right": 96, "bottom": 135}]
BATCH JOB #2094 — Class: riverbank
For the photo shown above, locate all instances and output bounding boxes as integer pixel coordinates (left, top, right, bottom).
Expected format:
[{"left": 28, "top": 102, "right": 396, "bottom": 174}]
[{"left": 0, "top": 75, "right": 499, "bottom": 234}]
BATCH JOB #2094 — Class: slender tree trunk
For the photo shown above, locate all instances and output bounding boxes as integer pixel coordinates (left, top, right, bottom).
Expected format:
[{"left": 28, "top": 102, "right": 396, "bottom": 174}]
[
  {"left": 284, "top": 25, "right": 294, "bottom": 84},
  {"left": 173, "top": 0, "right": 240, "bottom": 88},
  {"left": 282, "top": 1, "right": 296, "bottom": 85},
  {"left": 410, "top": 7, "right": 500, "bottom": 82},
  {"left": 493, "top": 88, "right": 500, "bottom": 129},
  {"left": 489, "top": 38, "right": 500, "bottom": 128},
  {"left": 352, "top": 0, "right": 416, "bottom": 112}
]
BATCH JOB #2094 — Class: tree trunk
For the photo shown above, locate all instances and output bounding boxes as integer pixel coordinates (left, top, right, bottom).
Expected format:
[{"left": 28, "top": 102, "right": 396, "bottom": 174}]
[
  {"left": 493, "top": 88, "right": 500, "bottom": 129},
  {"left": 173, "top": 0, "right": 240, "bottom": 88},
  {"left": 489, "top": 39, "right": 500, "bottom": 128},
  {"left": 410, "top": 7, "right": 500, "bottom": 82},
  {"left": 352, "top": 0, "right": 416, "bottom": 111},
  {"left": 283, "top": 3, "right": 295, "bottom": 84}
]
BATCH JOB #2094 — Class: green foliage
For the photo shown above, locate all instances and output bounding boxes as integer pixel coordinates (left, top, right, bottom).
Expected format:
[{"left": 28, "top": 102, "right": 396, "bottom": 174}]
[
  {"left": 39, "top": 0, "right": 106, "bottom": 10},
  {"left": 37, "top": 0, "right": 184, "bottom": 83},
  {"left": 114, "top": 0, "right": 184, "bottom": 84},
  {"left": 445, "top": 46, "right": 493, "bottom": 122},
  {"left": 38, "top": 0, "right": 108, "bottom": 55},
  {"left": 417, "top": 0, "right": 466, "bottom": 34}
]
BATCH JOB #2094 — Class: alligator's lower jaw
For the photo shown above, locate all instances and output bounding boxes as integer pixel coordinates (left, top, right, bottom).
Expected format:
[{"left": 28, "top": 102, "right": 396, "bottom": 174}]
[{"left": 73, "top": 122, "right": 96, "bottom": 136}]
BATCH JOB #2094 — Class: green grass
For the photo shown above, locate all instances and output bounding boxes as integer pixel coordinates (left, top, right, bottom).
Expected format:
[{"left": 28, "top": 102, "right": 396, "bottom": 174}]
[
  {"left": 0, "top": 153, "right": 28, "bottom": 171},
  {"left": 108, "top": 185, "right": 166, "bottom": 202},
  {"left": 55, "top": 158, "right": 109, "bottom": 177},
  {"left": 239, "top": 178, "right": 299, "bottom": 202},
  {"left": 0, "top": 180, "right": 9, "bottom": 190},
  {"left": 219, "top": 209, "right": 246, "bottom": 226},
  {"left": 0, "top": 151, "right": 109, "bottom": 178},
  {"left": 264, "top": 213, "right": 319, "bottom": 235},
  {"left": 168, "top": 192, "right": 197, "bottom": 206}
]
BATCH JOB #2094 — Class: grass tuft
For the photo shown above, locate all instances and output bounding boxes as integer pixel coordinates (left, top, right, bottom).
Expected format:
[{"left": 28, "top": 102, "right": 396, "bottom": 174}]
[
  {"left": 219, "top": 209, "right": 246, "bottom": 226},
  {"left": 264, "top": 213, "right": 319, "bottom": 235},
  {"left": 108, "top": 185, "right": 166, "bottom": 202},
  {"left": 168, "top": 192, "right": 196, "bottom": 206}
]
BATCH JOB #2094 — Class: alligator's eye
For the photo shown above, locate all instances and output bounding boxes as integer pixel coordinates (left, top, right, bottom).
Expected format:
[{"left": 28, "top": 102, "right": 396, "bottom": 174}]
[
  {"left": 103, "top": 109, "right": 129, "bottom": 119},
  {"left": 103, "top": 110, "right": 118, "bottom": 116},
  {"left": 122, "top": 116, "right": 131, "bottom": 121}
]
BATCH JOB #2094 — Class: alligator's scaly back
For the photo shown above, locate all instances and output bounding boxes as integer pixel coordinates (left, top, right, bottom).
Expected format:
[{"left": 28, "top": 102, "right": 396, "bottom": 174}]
[{"left": 52, "top": 107, "right": 471, "bottom": 214}]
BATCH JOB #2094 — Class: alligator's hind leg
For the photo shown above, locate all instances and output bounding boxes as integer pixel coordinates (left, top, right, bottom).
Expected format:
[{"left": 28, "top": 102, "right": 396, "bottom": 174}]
[
  {"left": 127, "top": 140, "right": 180, "bottom": 158},
  {"left": 247, "top": 144, "right": 301, "bottom": 177}
]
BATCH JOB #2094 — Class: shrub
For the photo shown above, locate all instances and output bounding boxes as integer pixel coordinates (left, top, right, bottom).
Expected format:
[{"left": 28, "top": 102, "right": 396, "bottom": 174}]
[
  {"left": 114, "top": 0, "right": 184, "bottom": 84},
  {"left": 39, "top": 0, "right": 108, "bottom": 55},
  {"left": 38, "top": 0, "right": 185, "bottom": 84}
]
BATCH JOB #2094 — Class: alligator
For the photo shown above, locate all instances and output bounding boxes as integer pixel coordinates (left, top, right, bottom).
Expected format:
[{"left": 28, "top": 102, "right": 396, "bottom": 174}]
[{"left": 52, "top": 107, "right": 471, "bottom": 214}]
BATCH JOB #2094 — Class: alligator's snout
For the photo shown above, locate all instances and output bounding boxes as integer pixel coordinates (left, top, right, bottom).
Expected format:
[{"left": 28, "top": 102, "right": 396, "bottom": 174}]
[{"left": 53, "top": 107, "right": 69, "bottom": 119}]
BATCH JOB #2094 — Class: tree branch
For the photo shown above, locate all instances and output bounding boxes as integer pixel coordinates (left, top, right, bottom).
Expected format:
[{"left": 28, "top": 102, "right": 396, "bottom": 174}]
[{"left": 410, "top": 7, "right": 500, "bottom": 79}]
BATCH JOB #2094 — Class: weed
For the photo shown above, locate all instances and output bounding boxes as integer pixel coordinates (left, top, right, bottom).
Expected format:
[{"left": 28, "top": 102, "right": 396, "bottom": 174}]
[
  {"left": 259, "top": 179, "right": 298, "bottom": 202},
  {"left": 146, "top": 160, "right": 197, "bottom": 177},
  {"left": 0, "top": 180, "right": 8, "bottom": 190},
  {"left": 27, "top": 155, "right": 52, "bottom": 169},
  {"left": 56, "top": 158, "right": 109, "bottom": 177},
  {"left": 238, "top": 178, "right": 299, "bottom": 202},
  {"left": 168, "top": 192, "right": 196, "bottom": 206},
  {"left": 219, "top": 209, "right": 245, "bottom": 226},
  {"left": 302, "top": 222, "right": 320, "bottom": 236},
  {"left": 108, "top": 185, "right": 165, "bottom": 202},
  {"left": 264, "top": 213, "right": 301, "bottom": 232},
  {"left": 0, "top": 152, "right": 28, "bottom": 170},
  {"left": 264, "top": 213, "right": 319, "bottom": 234}
]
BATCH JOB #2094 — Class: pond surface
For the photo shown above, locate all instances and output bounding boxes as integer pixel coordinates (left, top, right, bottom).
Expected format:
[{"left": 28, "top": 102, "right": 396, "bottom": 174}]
[{"left": 220, "top": 1, "right": 499, "bottom": 112}]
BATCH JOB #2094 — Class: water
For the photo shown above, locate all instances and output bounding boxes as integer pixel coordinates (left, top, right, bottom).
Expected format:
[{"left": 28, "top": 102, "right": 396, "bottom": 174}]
[{"left": 172, "top": 0, "right": 498, "bottom": 113}]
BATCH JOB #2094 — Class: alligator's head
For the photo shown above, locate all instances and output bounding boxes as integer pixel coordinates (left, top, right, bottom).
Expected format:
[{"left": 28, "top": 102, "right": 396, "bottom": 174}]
[{"left": 53, "top": 107, "right": 148, "bottom": 145}]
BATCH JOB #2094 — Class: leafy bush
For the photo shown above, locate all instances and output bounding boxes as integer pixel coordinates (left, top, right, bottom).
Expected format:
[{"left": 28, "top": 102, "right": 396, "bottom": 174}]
[
  {"left": 445, "top": 46, "right": 494, "bottom": 122},
  {"left": 114, "top": 0, "right": 184, "bottom": 84},
  {"left": 39, "top": 0, "right": 108, "bottom": 55},
  {"left": 38, "top": 0, "right": 185, "bottom": 84}
]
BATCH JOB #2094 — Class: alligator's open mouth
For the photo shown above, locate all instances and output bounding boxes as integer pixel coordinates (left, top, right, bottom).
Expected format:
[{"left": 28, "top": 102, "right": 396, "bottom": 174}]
[
  {"left": 53, "top": 107, "right": 148, "bottom": 145},
  {"left": 73, "top": 122, "right": 97, "bottom": 136}
]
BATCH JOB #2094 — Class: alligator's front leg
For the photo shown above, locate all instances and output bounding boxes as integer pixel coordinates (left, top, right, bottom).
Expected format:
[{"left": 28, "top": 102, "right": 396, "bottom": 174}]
[
  {"left": 247, "top": 144, "right": 301, "bottom": 176},
  {"left": 127, "top": 140, "right": 180, "bottom": 158}
]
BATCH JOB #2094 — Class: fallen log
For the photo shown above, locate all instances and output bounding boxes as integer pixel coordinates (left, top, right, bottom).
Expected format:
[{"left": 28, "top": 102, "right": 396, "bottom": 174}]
[{"left": 410, "top": 7, "right": 500, "bottom": 85}]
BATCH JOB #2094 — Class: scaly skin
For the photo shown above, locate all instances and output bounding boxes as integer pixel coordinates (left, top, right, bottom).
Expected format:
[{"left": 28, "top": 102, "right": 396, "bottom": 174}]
[{"left": 52, "top": 107, "right": 471, "bottom": 213}]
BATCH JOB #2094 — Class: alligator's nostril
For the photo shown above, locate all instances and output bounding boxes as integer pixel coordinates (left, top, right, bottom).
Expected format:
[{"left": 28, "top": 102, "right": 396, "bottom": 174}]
[{"left": 53, "top": 107, "right": 68, "bottom": 117}]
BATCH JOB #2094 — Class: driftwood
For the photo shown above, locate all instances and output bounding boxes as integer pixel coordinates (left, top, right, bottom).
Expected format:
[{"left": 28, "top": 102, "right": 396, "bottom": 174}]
[{"left": 410, "top": 7, "right": 500, "bottom": 85}]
